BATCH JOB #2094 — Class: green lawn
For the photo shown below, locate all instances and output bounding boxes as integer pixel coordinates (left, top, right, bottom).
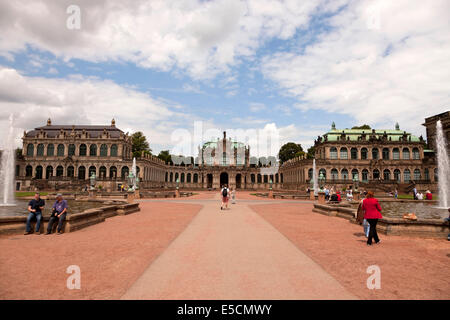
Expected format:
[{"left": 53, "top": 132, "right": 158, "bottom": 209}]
[{"left": 15, "top": 191, "right": 49, "bottom": 197}]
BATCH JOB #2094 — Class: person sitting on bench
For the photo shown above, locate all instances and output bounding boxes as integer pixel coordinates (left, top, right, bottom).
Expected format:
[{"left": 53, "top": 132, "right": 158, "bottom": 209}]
[{"left": 46, "top": 194, "right": 68, "bottom": 235}]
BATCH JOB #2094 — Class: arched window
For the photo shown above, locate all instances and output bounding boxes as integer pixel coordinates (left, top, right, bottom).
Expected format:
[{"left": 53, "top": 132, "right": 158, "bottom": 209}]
[
  {"left": 280, "top": 173, "right": 283, "bottom": 183},
  {"left": 373, "top": 169, "right": 380, "bottom": 179},
  {"left": 351, "top": 148, "right": 358, "bottom": 159},
  {"left": 90, "top": 144, "right": 97, "bottom": 156},
  {"left": 394, "top": 169, "right": 401, "bottom": 182},
  {"left": 46, "top": 166, "right": 53, "bottom": 179},
  {"left": 165, "top": 172, "right": 168, "bottom": 182},
  {"left": 308, "top": 168, "right": 313, "bottom": 180},
  {"left": 35, "top": 166, "right": 43, "bottom": 179},
  {"left": 257, "top": 174, "right": 262, "bottom": 183},
  {"left": 340, "top": 148, "right": 348, "bottom": 160},
  {"left": 330, "top": 147, "right": 338, "bottom": 159},
  {"left": 78, "top": 166, "right": 86, "bottom": 180},
  {"left": 175, "top": 172, "right": 179, "bottom": 182},
  {"left": 181, "top": 173, "right": 185, "bottom": 183},
  {"left": 361, "top": 148, "right": 368, "bottom": 160},
  {"left": 331, "top": 169, "right": 338, "bottom": 180},
  {"left": 404, "top": 169, "right": 411, "bottom": 182},
  {"left": 193, "top": 173, "right": 198, "bottom": 183},
  {"left": 121, "top": 167, "right": 129, "bottom": 179},
  {"left": 57, "top": 144, "right": 65, "bottom": 156},
  {"left": 362, "top": 169, "right": 369, "bottom": 182},
  {"left": 424, "top": 168, "right": 430, "bottom": 181},
  {"left": 111, "top": 144, "right": 118, "bottom": 157},
  {"left": 100, "top": 144, "right": 108, "bottom": 157},
  {"left": 47, "top": 144, "right": 54, "bottom": 156},
  {"left": 79, "top": 144, "right": 87, "bottom": 156},
  {"left": 99, "top": 166, "right": 107, "bottom": 178},
  {"left": 434, "top": 168, "right": 438, "bottom": 182},
  {"left": 382, "top": 148, "right": 389, "bottom": 160},
  {"left": 275, "top": 173, "right": 279, "bottom": 183},
  {"left": 264, "top": 175, "right": 268, "bottom": 183},
  {"left": 16, "top": 165, "right": 20, "bottom": 177},
  {"left": 67, "top": 166, "right": 74, "bottom": 177},
  {"left": 37, "top": 144, "right": 44, "bottom": 156},
  {"left": 251, "top": 174, "right": 255, "bottom": 183},
  {"left": 27, "top": 144, "right": 34, "bottom": 156},
  {"left": 110, "top": 166, "right": 117, "bottom": 179},
  {"left": 372, "top": 148, "right": 379, "bottom": 160},
  {"left": 56, "top": 166, "right": 64, "bottom": 177},
  {"left": 89, "top": 166, "right": 96, "bottom": 178},
  {"left": 26, "top": 165, "right": 33, "bottom": 177},
  {"left": 68, "top": 144, "right": 76, "bottom": 156},
  {"left": 341, "top": 169, "right": 349, "bottom": 180},
  {"left": 412, "top": 148, "right": 420, "bottom": 160},
  {"left": 393, "top": 148, "right": 400, "bottom": 160},
  {"left": 170, "top": 172, "right": 173, "bottom": 182},
  {"left": 351, "top": 169, "right": 359, "bottom": 180},
  {"left": 383, "top": 169, "right": 390, "bottom": 180},
  {"left": 413, "top": 169, "right": 421, "bottom": 180},
  {"left": 187, "top": 173, "right": 191, "bottom": 183},
  {"left": 402, "top": 148, "right": 410, "bottom": 160}
]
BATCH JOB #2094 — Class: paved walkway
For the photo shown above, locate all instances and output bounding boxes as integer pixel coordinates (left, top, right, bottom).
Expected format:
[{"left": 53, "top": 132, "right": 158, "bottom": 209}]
[{"left": 122, "top": 194, "right": 356, "bottom": 300}]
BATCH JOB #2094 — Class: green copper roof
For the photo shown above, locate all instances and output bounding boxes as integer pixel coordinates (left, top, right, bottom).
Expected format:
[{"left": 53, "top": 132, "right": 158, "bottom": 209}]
[{"left": 202, "top": 141, "right": 246, "bottom": 149}]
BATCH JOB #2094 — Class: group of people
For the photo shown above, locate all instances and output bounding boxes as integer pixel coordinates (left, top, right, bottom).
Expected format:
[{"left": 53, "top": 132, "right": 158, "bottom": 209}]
[
  {"left": 24, "top": 192, "right": 68, "bottom": 235},
  {"left": 412, "top": 187, "right": 433, "bottom": 200},
  {"left": 323, "top": 186, "right": 363, "bottom": 202},
  {"left": 220, "top": 185, "right": 236, "bottom": 210}
]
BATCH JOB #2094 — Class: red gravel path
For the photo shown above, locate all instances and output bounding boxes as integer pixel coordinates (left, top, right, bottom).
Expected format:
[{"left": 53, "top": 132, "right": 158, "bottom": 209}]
[
  {"left": 0, "top": 202, "right": 201, "bottom": 300},
  {"left": 250, "top": 202, "right": 450, "bottom": 300}
]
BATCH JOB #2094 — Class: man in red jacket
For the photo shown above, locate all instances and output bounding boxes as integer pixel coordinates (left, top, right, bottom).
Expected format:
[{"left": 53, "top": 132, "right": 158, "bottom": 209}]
[{"left": 362, "top": 191, "right": 383, "bottom": 246}]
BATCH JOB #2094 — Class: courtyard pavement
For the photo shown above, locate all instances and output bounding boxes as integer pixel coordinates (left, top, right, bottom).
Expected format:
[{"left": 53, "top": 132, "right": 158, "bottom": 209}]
[{"left": 122, "top": 194, "right": 356, "bottom": 299}]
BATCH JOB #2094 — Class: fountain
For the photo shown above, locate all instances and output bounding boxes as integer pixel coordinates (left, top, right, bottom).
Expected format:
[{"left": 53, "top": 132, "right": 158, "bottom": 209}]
[
  {"left": 312, "top": 159, "right": 318, "bottom": 196},
  {"left": 435, "top": 120, "right": 449, "bottom": 208},
  {"left": 130, "top": 157, "right": 137, "bottom": 191},
  {"left": 0, "top": 114, "right": 16, "bottom": 206}
]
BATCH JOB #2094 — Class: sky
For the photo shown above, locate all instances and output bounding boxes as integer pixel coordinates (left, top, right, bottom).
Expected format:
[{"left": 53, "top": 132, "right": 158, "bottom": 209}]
[{"left": 0, "top": 0, "right": 448, "bottom": 157}]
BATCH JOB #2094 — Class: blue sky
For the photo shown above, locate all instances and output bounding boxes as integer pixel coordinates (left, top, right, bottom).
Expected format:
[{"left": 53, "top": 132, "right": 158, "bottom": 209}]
[{"left": 0, "top": 0, "right": 448, "bottom": 155}]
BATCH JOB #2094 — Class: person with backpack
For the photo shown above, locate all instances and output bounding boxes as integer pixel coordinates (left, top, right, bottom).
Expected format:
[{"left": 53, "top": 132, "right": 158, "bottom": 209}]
[{"left": 220, "top": 185, "right": 230, "bottom": 210}]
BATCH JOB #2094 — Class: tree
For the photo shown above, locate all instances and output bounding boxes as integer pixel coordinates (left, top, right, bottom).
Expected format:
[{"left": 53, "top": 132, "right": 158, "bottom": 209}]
[
  {"left": 352, "top": 125, "right": 371, "bottom": 130},
  {"left": 131, "top": 132, "right": 152, "bottom": 158},
  {"left": 278, "top": 142, "right": 304, "bottom": 164},
  {"left": 157, "top": 150, "right": 172, "bottom": 164},
  {"left": 306, "top": 146, "right": 315, "bottom": 159}
]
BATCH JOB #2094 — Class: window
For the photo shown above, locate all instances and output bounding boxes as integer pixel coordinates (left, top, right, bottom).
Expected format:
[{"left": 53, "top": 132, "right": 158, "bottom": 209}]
[
  {"left": 402, "top": 148, "right": 410, "bottom": 160},
  {"left": 404, "top": 169, "right": 411, "bottom": 182},
  {"left": 46, "top": 166, "right": 53, "bottom": 179},
  {"left": 26, "top": 165, "right": 33, "bottom": 177},
  {"left": 99, "top": 166, "right": 107, "bottom": 178},
  {"left": 110, "top": 166, "right": 117, "bottom": 179},
  {"left": 382, "top": 148, "right": 389, "bottom": 160},
  {"left": 251, "top": 174, "right": 255, "bottom": 183},
  {"left": 257, "top": 174, "right": 262, "bottom": 183},
  {"left": 264, "top": 175, "right": 268, "bottom": 183},
  {"left": 27, "top": 144, "right": 34, "bottom": 156},
  {"left": 331, "top": 169, "right": 338, "bottom": 180},
  {"left": 362, "top": 169, "right": 369, "bottom": 182},
  {"left": 351, "top": 148, "right": 358, "bottom": 159},
  {"left": 193, "top": 173, "right": 198, "bottom": 183},
  {"left": 90, "top": 144, "right": 97, "bottom": 156},
  {"left": 67, "top": 166, "right": 74, "bottom": 177},
  {"left": 373, "top": 169, "right": 380, "bottom": 179},
  {"left": 78, "top": 166, "right": 86, "bottom": 180},
  {"left": 57, "top": 144, "right": 65, "bottom": 156},
  {"left": 361, "top": 148, "right": 368, "bottom": 160},
  {"left": 341, "top": 169, "right": 349, "bottom": 180},
  {"left": 181, "top": 173, "right": 185, "bottom": 183},
  {"left": 372, "top": 148, "right": 379, "bottom": 160},
  {"left": 111, "top": 145, "right": 118, "bottom": 157},
  {"left": 394, "top": 169, "right": 401, "bottom": 182},
  {"left": 121, "top": 167, "right": 129, "bottom": 179},
  {"left": 412, "top": 148, "right": 420, "bottom": 160},
  {"left": 308, "top": 168, "right": 313, "bottom": 180},
  {"left": 79, "top": 144, "right": 87, "bottom": 156},
  {"left": 47, "top": 144, "right": 54, "bottom": 156},
  {"left": 100, "top": 144, "right": 108, "bottom": 157},
  {"left": 434, "top": 168, "right": 438, "bottom": 182},
  {"left": 37, "top": 144, "right": 44, "bottom": 156},
  {"left": 340, "top": 148, "right": 348, "bottom": 160},
  {"left": 89, "top": 166, "right": 96, "bottom": 178},
  {"left": 35, "top": 166, "right": 43, "bottom": 179},
  {"left": 56, "top": 166, "right": 64, "bottom": 177},
  {"left": 383, "top": 169, "right": 390, "bottom": 180},
  {"left": 393, "top": 148, "right": 400, "bottom": 160},
  {"left": 68, "top": 144, "right": 76, "bottom": 156},
  {"left": 424, "top": 168, "right": 430, "bottom": 181},
  {"left": 413, "top": 169, "right": 421, "bottom": 180},
  {"left": 170, "top": 172, "right": 173, "bottom": 182},
  {"left": 351, "top": 169, "right": 359, "bottom": 180},
  {"left": 330, "top": 147, "right": 338, "bottom": 159}
]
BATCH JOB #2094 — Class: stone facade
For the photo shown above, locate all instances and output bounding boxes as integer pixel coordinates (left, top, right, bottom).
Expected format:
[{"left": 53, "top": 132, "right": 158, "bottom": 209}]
[
  {"left": 281, "top": 123, "right": 438, "bottom": 193},
  {"left": 422, "top": 110, "right": 450, "bottom": 153}
]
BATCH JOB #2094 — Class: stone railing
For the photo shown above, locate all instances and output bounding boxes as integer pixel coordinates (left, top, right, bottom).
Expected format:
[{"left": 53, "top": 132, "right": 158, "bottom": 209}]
[
  {"left": 0, "top": 202, "right": 140, "bottom": 235},
  {"left": 312, "top": 203, "right": 449, "bottom": 239}
]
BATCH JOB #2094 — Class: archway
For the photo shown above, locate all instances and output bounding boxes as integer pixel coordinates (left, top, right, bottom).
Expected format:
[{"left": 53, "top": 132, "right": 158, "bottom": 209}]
[
  {"left": 220, "top": 172, "right": 229, "bottom": 187},
  {"left": 236, "top": 174, "right": 242, "bottom": 189}
]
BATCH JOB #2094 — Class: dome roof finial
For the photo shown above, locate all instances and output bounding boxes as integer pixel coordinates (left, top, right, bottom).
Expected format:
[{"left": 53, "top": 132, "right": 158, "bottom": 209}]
[
  {"left": 47, "top": 118, "right": 52, "bottom": 126},
  {"left": 395, "top": 122, "right": 400, "bottom": 130},
  {"left": 331, "top": 121, "right": 336, "bottom": 130},
  {"left": 111, "top": 118, "right": 116, "bottom": 127}
]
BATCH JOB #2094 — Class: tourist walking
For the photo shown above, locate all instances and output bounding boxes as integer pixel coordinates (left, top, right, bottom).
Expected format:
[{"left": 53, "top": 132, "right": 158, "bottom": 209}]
[
  {"left": 413, "top": 186, "right": 418, "bottom": 200},
  {"left": 24, "top": 192, "right": 45, "bottom": 235},
  {"left": 356, "top": 199, "right": 369, "bottom": 238},
  {"left": 46, "top": 194, "right": 68, "bottom": 235},
  {"left": 361, "top": 191, "right": 382, "bottom": 246},
  {"left": 394, "top": 189, "right": 398, "bottom": 199},
  {"left": 220, "top": 185, "right": 230, "bottom": 210}
]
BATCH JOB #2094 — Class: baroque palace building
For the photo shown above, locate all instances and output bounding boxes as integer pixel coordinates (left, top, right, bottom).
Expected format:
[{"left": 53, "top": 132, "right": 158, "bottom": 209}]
[
  {"left": 281, "top": 121, "right": 439, "bottom": 193},
  {"left": 14, "top": 112, "right": 445, "bottom": 193}
]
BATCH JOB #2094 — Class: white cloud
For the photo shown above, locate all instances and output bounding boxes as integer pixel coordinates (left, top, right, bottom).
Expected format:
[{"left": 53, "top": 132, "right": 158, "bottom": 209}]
[
  {"left": 261, "top": 0, "right": 450, "bottom": 136},
  {"left": 249, "top": 102, "right": 266, "bottom": 112},
  {"left": 0, "top": 0, "right": 325, "bottom": 80}
]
